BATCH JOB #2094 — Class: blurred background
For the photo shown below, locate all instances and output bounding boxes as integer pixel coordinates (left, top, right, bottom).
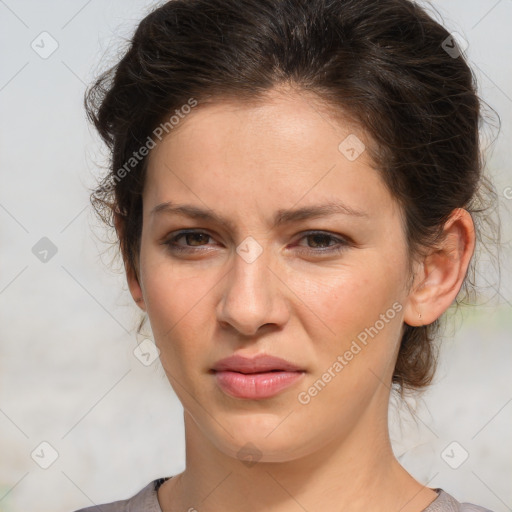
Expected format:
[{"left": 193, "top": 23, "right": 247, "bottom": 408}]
[{"left": 0, "top": 1, "right": 511, "bottom": 511}]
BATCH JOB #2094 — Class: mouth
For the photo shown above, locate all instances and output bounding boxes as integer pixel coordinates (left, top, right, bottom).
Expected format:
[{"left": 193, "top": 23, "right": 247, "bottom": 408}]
[
  {"left": 211, "top": 353, "right": 305, "bottom": 399},
  {"left": 211, "top": 353, "right": 303, "bottom": 373}
]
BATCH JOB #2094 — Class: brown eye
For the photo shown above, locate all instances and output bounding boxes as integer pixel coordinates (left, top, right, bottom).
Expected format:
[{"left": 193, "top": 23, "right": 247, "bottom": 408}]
[
  {"left": 163, "top": 230, "right": 215, "bottom": 252},
  {"left": 181, "top": 232, "right": 210, "bottom": 246},
  {"left": 162, "top": 229, "right": 350, "bottom": 256},
  {"left": 305, "top": 233, "right": 337, "bottom": 248},
  {"left": 295, "top": 231, "right": 350, "bottom": 255}
]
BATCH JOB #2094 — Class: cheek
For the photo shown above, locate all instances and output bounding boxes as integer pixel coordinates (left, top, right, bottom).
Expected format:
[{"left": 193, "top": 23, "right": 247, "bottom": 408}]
[
  {"left": 287, "top": 260, "right": 403, "bottom": 346},
  {"left": 139, "top": 226, "right": 408, "bottom": 373},
  {"left": 288, "top": 259, "right": 408, "bottom": 408},
  {"left": 292, "top": 264, "right": 406, "bottom": 414},
  {"left": 139, "top": 250, "right": 216, "bottom": 362}
]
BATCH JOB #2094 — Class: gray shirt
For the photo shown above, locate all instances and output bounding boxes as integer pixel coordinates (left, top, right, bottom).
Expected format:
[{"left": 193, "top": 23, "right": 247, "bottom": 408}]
[{"left": 73, "top": 478, "right": 495, "bottom": 512}]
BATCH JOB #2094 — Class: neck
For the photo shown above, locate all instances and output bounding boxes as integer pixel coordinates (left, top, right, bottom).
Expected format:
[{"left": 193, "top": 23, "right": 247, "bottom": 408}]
[{"left": 158, "top": 404, "right": 438, "bottom": 512}]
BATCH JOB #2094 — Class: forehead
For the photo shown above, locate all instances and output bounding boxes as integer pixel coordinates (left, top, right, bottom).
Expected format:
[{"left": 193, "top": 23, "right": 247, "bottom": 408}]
[
  {"left": 147, "top": 85, "right": 371, "bottom": 166},
  {"left": 143, "top": 87, "right": 396, "bottom": 225}
]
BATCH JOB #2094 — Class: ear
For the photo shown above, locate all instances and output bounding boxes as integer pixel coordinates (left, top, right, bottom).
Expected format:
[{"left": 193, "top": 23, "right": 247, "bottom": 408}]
[
  {"left": 114, "top": 211, "right": 147, "bottom": 312},
  {"left": 403, "top": 208, "right": 476, "bottom": 326}
]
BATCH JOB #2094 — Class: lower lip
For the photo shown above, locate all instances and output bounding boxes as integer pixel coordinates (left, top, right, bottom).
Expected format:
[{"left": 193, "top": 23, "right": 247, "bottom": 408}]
[{"left": 214, "top": 370, "right": 305, "bottom": 399}]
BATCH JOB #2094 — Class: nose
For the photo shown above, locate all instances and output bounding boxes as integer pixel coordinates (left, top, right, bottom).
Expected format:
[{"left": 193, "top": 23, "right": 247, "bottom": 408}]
[{"left": 216, "top": 244, "right": 289, "bottom": 337}]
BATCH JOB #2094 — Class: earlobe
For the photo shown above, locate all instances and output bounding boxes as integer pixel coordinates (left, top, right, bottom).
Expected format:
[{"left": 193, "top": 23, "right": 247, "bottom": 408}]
[{"left": 403, "top": 208, "right": 475, "bottom": 327}]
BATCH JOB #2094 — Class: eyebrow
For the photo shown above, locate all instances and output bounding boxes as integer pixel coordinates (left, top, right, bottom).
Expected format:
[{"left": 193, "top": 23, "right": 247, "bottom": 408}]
[{"left": 150, "top": 200, "right": 368, "bottom": 231}]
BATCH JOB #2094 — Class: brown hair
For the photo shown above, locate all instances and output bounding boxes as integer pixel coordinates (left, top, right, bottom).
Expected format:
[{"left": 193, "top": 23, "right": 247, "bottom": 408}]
[{"left": 85, "top": 0, "right": 500, "bottom": 395}]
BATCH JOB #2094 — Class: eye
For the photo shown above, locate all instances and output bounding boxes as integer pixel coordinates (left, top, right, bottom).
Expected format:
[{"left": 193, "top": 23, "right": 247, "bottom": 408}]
[
  {"left": 295, "top": 231, "right": 350, "bottom": 255},
  {"left": 161, "top": 229, "right": 350, "bottom": 255},
  {"left": 162, "top": 230, "right": 215, "bottom": 253}
]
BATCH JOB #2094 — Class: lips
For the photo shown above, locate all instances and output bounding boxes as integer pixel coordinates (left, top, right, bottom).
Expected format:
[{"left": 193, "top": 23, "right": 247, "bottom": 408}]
[
  {"left": 211, "top": 354, "right": 305, "bottom": 399},
  {"left": 211, "top": 353, "right": 303, "bottom": 373}
]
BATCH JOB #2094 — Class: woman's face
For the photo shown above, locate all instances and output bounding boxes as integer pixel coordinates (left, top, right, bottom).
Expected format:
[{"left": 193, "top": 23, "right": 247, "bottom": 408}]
[{"left": 133, "top": 87, "right": 416, "bottom": 462}]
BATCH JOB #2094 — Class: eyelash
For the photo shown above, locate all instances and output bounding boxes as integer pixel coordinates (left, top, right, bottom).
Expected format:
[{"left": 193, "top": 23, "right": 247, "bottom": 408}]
[{"left": 162, "top": 230, "right": 350, "bottom": 256}]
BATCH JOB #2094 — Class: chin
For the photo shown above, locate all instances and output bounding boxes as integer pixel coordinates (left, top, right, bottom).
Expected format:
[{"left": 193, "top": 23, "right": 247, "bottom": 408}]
[{"left": 206, "top": 417, "right": 316, "bottom": 464}]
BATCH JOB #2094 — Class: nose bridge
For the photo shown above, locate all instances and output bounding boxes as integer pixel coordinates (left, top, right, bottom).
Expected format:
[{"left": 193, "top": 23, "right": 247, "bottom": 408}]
[{"left": 217, "top": 237, "right": 285, "bottom": 335}]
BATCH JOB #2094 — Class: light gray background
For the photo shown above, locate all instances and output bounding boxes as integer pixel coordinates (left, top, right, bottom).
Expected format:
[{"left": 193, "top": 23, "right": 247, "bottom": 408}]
[{"left": 0, "top": 1, "right": 511, "bottom": 511}]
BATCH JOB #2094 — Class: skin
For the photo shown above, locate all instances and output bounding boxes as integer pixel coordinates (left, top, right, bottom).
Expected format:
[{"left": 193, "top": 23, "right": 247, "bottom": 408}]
[{"left": 118, "top": 85, "right": 476, "bottom": 512}]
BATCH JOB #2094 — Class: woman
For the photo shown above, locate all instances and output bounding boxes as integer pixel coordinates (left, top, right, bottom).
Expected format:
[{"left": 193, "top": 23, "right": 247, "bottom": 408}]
[{"left": 76, "top": 0, "right": 499, "bottom": 510}]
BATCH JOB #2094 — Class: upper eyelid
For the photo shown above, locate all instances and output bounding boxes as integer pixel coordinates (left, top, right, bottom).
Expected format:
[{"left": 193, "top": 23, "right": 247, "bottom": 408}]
[{"left": 166, "top": 229, "right": 348, "bottom": 247}]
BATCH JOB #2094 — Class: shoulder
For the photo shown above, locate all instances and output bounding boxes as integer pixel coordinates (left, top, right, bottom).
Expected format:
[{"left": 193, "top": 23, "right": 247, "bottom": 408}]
[
  {"left": 72, "top": 478, "right": 169, "bottom": 512},
  {"left": 424, "top": 489, "right": 495, "bottom": 512}
]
